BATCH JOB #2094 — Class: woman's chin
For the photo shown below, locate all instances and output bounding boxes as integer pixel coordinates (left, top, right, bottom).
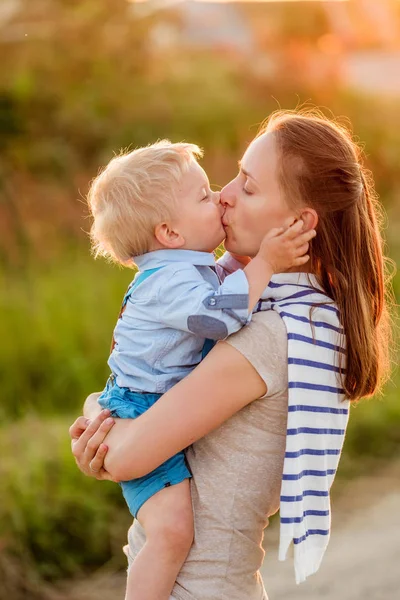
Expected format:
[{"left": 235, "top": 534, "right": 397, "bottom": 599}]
[
  {"left": 225, "top": 239, "right": 254, "bottom": 257},
  {"left": 223, "top": 239, "right": 234, "bottom": 253}
]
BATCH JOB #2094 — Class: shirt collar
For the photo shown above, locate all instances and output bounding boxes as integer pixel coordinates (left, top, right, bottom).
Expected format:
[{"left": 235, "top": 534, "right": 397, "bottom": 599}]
[{"left": 135, "top": 249, "right": 216, "bottom": 271}]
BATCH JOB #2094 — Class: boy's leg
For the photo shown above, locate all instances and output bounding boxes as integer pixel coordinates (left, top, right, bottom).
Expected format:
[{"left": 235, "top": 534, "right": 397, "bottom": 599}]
[{"left": 125, "top": 479, "right": 193, "bottom": 600}]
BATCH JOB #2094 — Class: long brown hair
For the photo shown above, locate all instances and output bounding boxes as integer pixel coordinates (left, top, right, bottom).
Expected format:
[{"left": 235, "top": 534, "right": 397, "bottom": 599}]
[{"left": 261, "top": 109, "right": 394, "bottom": 401}]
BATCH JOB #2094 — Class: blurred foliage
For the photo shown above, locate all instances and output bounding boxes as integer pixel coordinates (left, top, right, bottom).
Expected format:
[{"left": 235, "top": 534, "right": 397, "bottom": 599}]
[
  {"left": 0, "top": 416, "right": 131, "bottom": 596},
  {"left": 2, "top": 1, "right": 400, "bottom": 267},
  {"left": 0, "top": 255, "right": 128, "bottom": 421},
  {"left": 0, "top": 0, "right": 399, "bottom": 594}
]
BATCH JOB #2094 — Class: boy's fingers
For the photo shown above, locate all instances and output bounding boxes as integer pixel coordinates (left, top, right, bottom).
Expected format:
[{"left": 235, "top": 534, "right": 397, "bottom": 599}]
[
  {"left": 303, "top": 229, "right": 317, "bottom": 241},
  {"left": 295, "top": 243, "right": 309, "bottom": 256},
  {"left": 293, "top": 255, "right": 310, "bottom": 266},
  {"left": 294, "top": 229, "right": 316, "bottom": 247},
  {"left": 268, "top": 226, "right": 285, "bottom": 238},
  {"left": 283, "top": 219, "right": 304, "bottom": 239}
]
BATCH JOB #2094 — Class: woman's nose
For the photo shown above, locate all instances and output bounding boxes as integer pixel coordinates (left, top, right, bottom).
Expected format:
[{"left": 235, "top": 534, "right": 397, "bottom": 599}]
[{"left": 220, "top": 182, "right": 236, "bottom": 207}]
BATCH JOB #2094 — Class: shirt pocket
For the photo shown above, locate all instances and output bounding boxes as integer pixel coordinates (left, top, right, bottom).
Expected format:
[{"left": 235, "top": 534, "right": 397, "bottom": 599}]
[{"left": 153, "top": 329, "right": 181, "bottom": 372}]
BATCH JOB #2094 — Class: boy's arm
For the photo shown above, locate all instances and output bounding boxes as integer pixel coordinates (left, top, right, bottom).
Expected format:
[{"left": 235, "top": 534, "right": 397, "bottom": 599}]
[
  {"left": 217, "top": 252, "right": 271, "bottom": 310},
  {"left": 159, "top": 265, "right": 251, "bottom": 340},
  {"left": 160, "top": 222, "right": 315, "bottom": 341}
]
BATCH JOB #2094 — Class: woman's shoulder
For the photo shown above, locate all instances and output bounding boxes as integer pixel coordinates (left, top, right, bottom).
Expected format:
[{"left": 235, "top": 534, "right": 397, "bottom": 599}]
[
  {"left": 225, "top": 310, "right": 288, "bottom": 398},
  {"left": 228, "top": 310, "right": 287, "bottom": 350},
  {"left": 251, "top": 309, "right": 287, "bottom": 338}
]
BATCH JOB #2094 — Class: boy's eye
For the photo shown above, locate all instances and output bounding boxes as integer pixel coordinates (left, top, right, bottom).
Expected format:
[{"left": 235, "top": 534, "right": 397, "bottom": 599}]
[
  {"left": 243, "top": 187, "right": 253, "bottom": 196},
  {"left": 201, "top": 192, "right": 209, "bottom": 201}
]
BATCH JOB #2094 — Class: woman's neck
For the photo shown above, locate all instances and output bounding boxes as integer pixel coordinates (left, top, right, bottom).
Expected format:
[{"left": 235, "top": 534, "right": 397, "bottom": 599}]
[{"left": 286, "top": 264, "right": 313, "bottom": 274}]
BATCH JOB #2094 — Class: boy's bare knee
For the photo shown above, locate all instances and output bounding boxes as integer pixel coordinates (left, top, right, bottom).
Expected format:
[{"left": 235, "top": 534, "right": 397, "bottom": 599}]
[{"left": 157, "top": 512, "right": 194, "bottom": 556}]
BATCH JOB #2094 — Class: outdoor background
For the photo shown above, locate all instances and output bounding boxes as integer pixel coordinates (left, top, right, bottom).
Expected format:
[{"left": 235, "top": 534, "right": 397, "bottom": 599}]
[{"left": 1, "top": 1, "right": 399, "bottom": 599}]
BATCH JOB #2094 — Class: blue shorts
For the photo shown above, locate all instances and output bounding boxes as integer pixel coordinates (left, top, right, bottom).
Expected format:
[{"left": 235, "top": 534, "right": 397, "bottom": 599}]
[{"left": 98, "top": 377, "right": 191, "bottom": 518}]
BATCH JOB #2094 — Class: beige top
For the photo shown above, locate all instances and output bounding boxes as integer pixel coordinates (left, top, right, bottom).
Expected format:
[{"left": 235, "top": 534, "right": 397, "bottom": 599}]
[{"left": 125, "top": 311, "right": 289, "bottom": 600}]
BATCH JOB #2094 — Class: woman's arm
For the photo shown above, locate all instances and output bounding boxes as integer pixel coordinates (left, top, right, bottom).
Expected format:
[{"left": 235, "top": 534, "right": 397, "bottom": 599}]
[
  {"left": 105, "top": 341, "right": 266, "bottom": 480},
  {"left": 72, "top": 340, "right": 267, "bottom": 483}
]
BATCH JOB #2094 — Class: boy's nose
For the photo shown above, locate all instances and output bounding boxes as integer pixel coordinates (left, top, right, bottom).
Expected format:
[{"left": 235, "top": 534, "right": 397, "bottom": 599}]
[{"left": 212, "top": 190, "right": 221, "bottom": 205}]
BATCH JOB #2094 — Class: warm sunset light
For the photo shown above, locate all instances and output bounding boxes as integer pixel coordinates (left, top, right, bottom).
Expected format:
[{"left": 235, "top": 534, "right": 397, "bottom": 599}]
[
  {"left": 131, "top": 0, "right": 348, "bottom": 3},
  {"left": 2, "top": 1, "right": 400, "bottom": 598},
  {"left": 196, "top": 0, "right": 347, "bottom": 2}
]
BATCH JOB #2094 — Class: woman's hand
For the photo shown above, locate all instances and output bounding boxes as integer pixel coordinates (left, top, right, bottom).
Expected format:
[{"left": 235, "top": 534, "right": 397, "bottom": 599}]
[{"left": 69, "top": 409, "right": 115, "bottom": 481}]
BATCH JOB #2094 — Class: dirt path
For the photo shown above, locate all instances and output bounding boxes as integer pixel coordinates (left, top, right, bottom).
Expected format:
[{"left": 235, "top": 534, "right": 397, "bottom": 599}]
[
  {"left": 262, "top": 485, "right": 400, "bottom": 599},
  {"left": 62, "top": 462, "right": 400, "bottom": 600}
]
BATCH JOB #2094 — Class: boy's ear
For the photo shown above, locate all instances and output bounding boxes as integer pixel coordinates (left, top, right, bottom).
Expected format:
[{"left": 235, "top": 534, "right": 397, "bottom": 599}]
[
  {"left": 299, "top": 208, "right": 318, "bottom": 232},
  {"left": 154, "top": 222, "right": 185, "bottom": 249}
]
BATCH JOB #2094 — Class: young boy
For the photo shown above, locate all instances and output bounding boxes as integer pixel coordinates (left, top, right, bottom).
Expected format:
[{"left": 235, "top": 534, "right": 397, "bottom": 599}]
[{"left": 87, "top": 141, "right": 310, "bottom": 600}]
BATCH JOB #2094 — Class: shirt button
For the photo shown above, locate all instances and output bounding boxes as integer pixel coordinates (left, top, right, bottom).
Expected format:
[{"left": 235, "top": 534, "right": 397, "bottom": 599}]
[{"left": 209, "top": 298, "right": 216, "bottom": 306}]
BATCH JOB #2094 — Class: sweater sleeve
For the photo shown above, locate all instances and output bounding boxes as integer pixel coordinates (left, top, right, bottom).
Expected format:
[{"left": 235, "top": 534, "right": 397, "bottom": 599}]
[{"left": 224, "top": 310, "right": 288, "bottom": 398}]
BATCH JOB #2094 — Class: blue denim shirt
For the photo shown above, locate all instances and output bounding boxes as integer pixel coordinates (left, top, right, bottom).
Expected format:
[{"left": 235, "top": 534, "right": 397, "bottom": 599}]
[{"left": 108, "top": 249, "right": 250, "bottom": 394}]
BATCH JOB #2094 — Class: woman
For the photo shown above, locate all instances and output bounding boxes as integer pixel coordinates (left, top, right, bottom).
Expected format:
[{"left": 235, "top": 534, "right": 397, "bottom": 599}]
[{"left": 70, "top": 110, "right": 391, "bottom": 600}]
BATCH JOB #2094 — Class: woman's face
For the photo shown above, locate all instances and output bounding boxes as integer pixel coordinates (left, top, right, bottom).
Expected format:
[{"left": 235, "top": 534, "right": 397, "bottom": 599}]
[{"left": 221, "top": 132, "right": 297, "bottom": 257}]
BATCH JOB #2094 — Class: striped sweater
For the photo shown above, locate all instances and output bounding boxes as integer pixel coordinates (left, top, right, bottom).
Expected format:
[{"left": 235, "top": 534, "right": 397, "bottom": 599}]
[{"left": 256, "top": 272, "right": 350, "bottom": 583}]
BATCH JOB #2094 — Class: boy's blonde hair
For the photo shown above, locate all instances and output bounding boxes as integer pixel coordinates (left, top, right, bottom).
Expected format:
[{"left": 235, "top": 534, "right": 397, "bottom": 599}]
[{"left": 87, "top": 140, "right": 203, "bottom": 264}]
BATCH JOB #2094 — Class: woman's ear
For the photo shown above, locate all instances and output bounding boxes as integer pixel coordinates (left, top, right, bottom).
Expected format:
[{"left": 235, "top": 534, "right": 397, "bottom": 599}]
[
  {"left": 154, "top": 222, "right": 185, "bottom": 249},
  {"left": 299, "top": 208, "right": 318, "bottom": 232}
]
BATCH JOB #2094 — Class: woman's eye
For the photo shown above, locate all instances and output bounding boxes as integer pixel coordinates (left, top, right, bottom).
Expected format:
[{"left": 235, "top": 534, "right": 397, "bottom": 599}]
[
  {"left": 243, "top": 187, "right": 253, "bottom": 196},
  {"left": 201, "top": 194, "right": 209, "bottom": 201}
]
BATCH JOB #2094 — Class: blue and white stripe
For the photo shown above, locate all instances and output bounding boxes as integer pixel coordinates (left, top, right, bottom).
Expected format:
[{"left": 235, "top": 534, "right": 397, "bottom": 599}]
[{"left": 256, "top": 272, "right": 350, "bottom": 584}]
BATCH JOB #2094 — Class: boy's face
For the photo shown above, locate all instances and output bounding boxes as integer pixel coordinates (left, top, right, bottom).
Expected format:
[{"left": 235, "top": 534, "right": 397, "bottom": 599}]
[{"left": 172, "top": 161, "right": 225, "bottom": 252}]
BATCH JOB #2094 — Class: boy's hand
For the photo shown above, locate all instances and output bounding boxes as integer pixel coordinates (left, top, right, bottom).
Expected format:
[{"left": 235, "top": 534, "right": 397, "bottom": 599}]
[{"left": 257, "top": 220, "right": 316, "bottom": 273}]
